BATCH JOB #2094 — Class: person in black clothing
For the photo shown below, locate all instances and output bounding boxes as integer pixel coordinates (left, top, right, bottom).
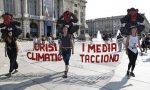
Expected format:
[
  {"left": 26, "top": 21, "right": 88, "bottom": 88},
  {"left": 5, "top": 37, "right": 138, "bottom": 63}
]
[
  {"left": 120, "top": 8, "right": 145, "bottom": 36},
  {"left": 0, "top": 13, "right": 22, "bottom": 39},
  {"left": 141, "top": 34, "right": 146, "bottom": 52},
  {"left": 42, "top": 36, "right": 46, "bottom": 44},
  {"left": 57, "top": 11, "right": 78, "bottom": 34},
  {"left": 0, "top": 13, "right": 21, "bottom": 77},
  {"left": 59, "top": 26, "right": 74, "bottom": 78},
  {"left": 145, "top": 34, "right": 150, "bottom": 53},
  {"left": 102, "top": 33, "right": 109, "bottom": 43},
  {"left": 4, "top": 31, "right": 19, "bottom": 77}
]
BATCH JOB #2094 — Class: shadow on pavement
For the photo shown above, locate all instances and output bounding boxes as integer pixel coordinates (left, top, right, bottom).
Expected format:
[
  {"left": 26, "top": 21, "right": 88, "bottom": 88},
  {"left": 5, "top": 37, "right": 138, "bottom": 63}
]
[
  {"left": 0, "top": 72, "right": 63, "bottom": 90},
  {"left": 143, "top": 57, "right": 150, "bottom": 62},
  {"left": 100, "top": 75, "right": 132, "bottom": 90},
  {"left": 0, "top": 70, "right": 114, "bottom": 90}
]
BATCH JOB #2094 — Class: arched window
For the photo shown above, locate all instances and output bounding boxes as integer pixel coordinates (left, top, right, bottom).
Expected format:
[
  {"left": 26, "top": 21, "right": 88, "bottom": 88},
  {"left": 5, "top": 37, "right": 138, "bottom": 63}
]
[{"left": 30, "top": 22, "right": 38, "bottom": 37}]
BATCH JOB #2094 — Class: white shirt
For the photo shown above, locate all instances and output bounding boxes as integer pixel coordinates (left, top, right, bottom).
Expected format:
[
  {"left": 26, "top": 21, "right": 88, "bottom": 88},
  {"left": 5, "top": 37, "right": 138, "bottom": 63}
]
[
  {"left": 128, "top": 35, "right": 138, "bottom": 54},
  {"left": 33, "top": 38, "right": 37, "bottom": 43}
]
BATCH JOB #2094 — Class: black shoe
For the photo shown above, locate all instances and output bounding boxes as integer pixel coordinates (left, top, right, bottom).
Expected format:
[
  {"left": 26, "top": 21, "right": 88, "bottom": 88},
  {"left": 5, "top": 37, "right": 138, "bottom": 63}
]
[
  {"left": 5, "top": 73, "right": 11, "bottom": 77},
  {"left": 62, "top": 71, "right": 68, "bottom": 78},
  {"left": 62, "top": 74, "right": 67, "bottom": 78},
  {"left": 130, "top": 72, "right": 135, "bottom": 77},
  {"left": 12, "top": 70, "right": 18, "bottom": 74},
  {"left": 127, "top": 71, "right": 130, "bottom": 76}
]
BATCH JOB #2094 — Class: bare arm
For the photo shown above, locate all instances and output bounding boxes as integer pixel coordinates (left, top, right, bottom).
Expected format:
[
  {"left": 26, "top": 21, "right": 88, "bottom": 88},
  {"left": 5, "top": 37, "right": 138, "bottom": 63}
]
[
  {"left": 71, "top": 13, "right": 78, "bottom": 23},
  {"left": 71, "top": 39, "right": 74, "bottom": 54},
  {"left": 125, "top": 36, "right": 129, "bottom": 50},
  {"left": 5, "top": 43, "right": 7, "bottom": 57},
  {"left": 125, "top": 36, "right": 129, "bottom": 54}
]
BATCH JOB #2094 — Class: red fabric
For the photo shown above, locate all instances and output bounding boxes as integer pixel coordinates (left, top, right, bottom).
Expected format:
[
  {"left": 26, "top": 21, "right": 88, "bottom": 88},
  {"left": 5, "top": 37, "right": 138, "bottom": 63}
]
[
  {"left": 3, "top": 15, "right": 12, "bottom": 26},
  {"left": 129, "top": 10, "right": 138, "bottom": 22},
  {"left": 63, "top": 11, "right": 72, "bottom": 22}
]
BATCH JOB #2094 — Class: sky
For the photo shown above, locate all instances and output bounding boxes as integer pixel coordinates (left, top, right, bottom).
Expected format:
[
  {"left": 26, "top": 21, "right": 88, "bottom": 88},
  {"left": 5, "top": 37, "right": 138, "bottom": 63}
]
[{"left": 86, "top": 0, "right": 150, "bottom": 22}]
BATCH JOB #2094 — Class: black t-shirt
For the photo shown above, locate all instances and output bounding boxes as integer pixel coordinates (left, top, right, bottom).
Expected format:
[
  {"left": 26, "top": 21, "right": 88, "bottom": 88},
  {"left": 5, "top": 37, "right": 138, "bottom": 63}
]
[
  {"left": 60, "top": 34, "right": 72, "bottom": 48},
  {"left": 145, "top": 37, "right": 150, "bottom": 43},
  {"left": 117, "top": 35, "right": 123, "bottom": 39}
]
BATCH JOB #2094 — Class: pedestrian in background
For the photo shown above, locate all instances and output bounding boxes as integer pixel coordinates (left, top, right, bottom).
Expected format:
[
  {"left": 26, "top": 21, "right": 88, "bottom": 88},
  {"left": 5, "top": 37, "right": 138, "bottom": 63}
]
[
  {"left": 33, "top": 36, "right": 37, "bottom": 50},
  {"left": 117, "top": 33, "right": 124, "bottom": 52},
  {"left": 42, "top": 36, "right": 46, "bottom": 44},
  {"left": 144, "top": 33, "right": 150, "bottom": 53},
  {"left": 48, "top": 35, "right": 54, "bottom": 44}
]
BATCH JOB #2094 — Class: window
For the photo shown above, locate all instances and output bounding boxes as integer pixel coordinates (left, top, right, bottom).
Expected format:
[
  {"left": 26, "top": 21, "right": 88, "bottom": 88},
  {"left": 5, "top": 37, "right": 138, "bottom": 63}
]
[
  {"left": 4, "top": 0, "right": 15, "bottom": 14},
  {"left": 74, "top": 10, "right": 78, "bottom": 17},
  {"left": 74, "top": 4, "right": 77, "bottom": 7},
  {"left": 43, "top": 0, "right": 53, "bottom": 17},
  {"left": 28, "top": 0, "right": 36, "bottom": 15},
  {"left": 80, "top": 12, "right": 84, "bottom": 23}
]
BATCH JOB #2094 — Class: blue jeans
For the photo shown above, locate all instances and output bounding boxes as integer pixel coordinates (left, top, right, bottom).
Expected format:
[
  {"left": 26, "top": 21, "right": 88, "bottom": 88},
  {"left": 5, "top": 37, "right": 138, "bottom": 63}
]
[{"left": 62, "top": 48, "right": 71, "bottom": 65}]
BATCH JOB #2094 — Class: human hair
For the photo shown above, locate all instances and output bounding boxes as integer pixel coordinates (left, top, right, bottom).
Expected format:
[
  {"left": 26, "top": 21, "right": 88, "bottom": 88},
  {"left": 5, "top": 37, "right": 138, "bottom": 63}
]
[
  {"left": 2, "top": 12, "right": 13, "bottom": 18},
  {"left": 129, "top": 26, "right": 138, "bottom": 36},
  {"left": 62, "top": 26, "right": 69, "bottom": 30},
  {"left": 62, "top": 26, "right": 69, "bottom": 32}
]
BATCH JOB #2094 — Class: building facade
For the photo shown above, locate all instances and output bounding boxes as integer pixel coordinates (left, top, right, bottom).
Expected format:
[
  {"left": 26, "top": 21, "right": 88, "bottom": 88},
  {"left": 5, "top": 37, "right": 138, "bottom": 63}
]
[
  {"left": 86, "top": 15, "right": 150, "bottom": 37},
  {"left": 0, "top": 0, "right": 87, "bottom": 38}
]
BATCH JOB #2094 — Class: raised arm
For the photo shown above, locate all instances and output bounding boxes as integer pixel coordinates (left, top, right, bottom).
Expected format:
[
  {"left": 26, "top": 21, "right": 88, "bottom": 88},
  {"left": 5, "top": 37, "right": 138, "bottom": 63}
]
[{"left": 71, "top": 13, "right": 78, "bottom": 23}]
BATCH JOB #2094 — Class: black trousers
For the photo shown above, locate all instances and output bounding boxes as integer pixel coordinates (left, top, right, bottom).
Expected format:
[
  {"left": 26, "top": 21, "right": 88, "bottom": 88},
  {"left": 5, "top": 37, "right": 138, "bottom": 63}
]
[
  {"left": 127, "top": 49, "right": 138, "bottom": 72},
  {"left": 7, "top": 48, "right": 18, "bottom": 73}
]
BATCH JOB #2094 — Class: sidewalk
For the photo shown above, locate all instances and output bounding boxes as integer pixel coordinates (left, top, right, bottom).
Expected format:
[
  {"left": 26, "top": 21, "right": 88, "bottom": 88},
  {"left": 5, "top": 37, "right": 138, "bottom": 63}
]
[
  {"left": 0, "top": 41, "right": 150, "bottom": 90},
  {"left": 101, "top": 51, "right": 150, "bottom": 90}
]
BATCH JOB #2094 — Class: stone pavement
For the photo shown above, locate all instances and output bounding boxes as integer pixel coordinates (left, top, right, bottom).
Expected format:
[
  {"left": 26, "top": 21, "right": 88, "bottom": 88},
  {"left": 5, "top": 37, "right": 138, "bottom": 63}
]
[{"left": 0, "top": 41, "right": 150, "bottom": 90}]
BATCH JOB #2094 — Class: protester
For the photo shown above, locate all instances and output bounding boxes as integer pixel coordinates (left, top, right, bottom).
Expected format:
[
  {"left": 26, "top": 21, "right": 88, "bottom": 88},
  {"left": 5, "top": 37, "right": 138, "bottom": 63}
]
[
  {"left": 48, "top": 35, "right": 54, "bottom": 44},
  {"left": 4, "top": 31, "right": 19, "bottom": 77},
  {"left": 42, "top": 36, "right": 46, "bottom": 44},
  {"left": 0, "top": 13, "right": 22, "bottom": 77},
  {"left": 125, "top": 26, "right": 143, "bottom": 77},
  {"left": 59, "top": 26, "right": 74, "bottom": 78}
]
